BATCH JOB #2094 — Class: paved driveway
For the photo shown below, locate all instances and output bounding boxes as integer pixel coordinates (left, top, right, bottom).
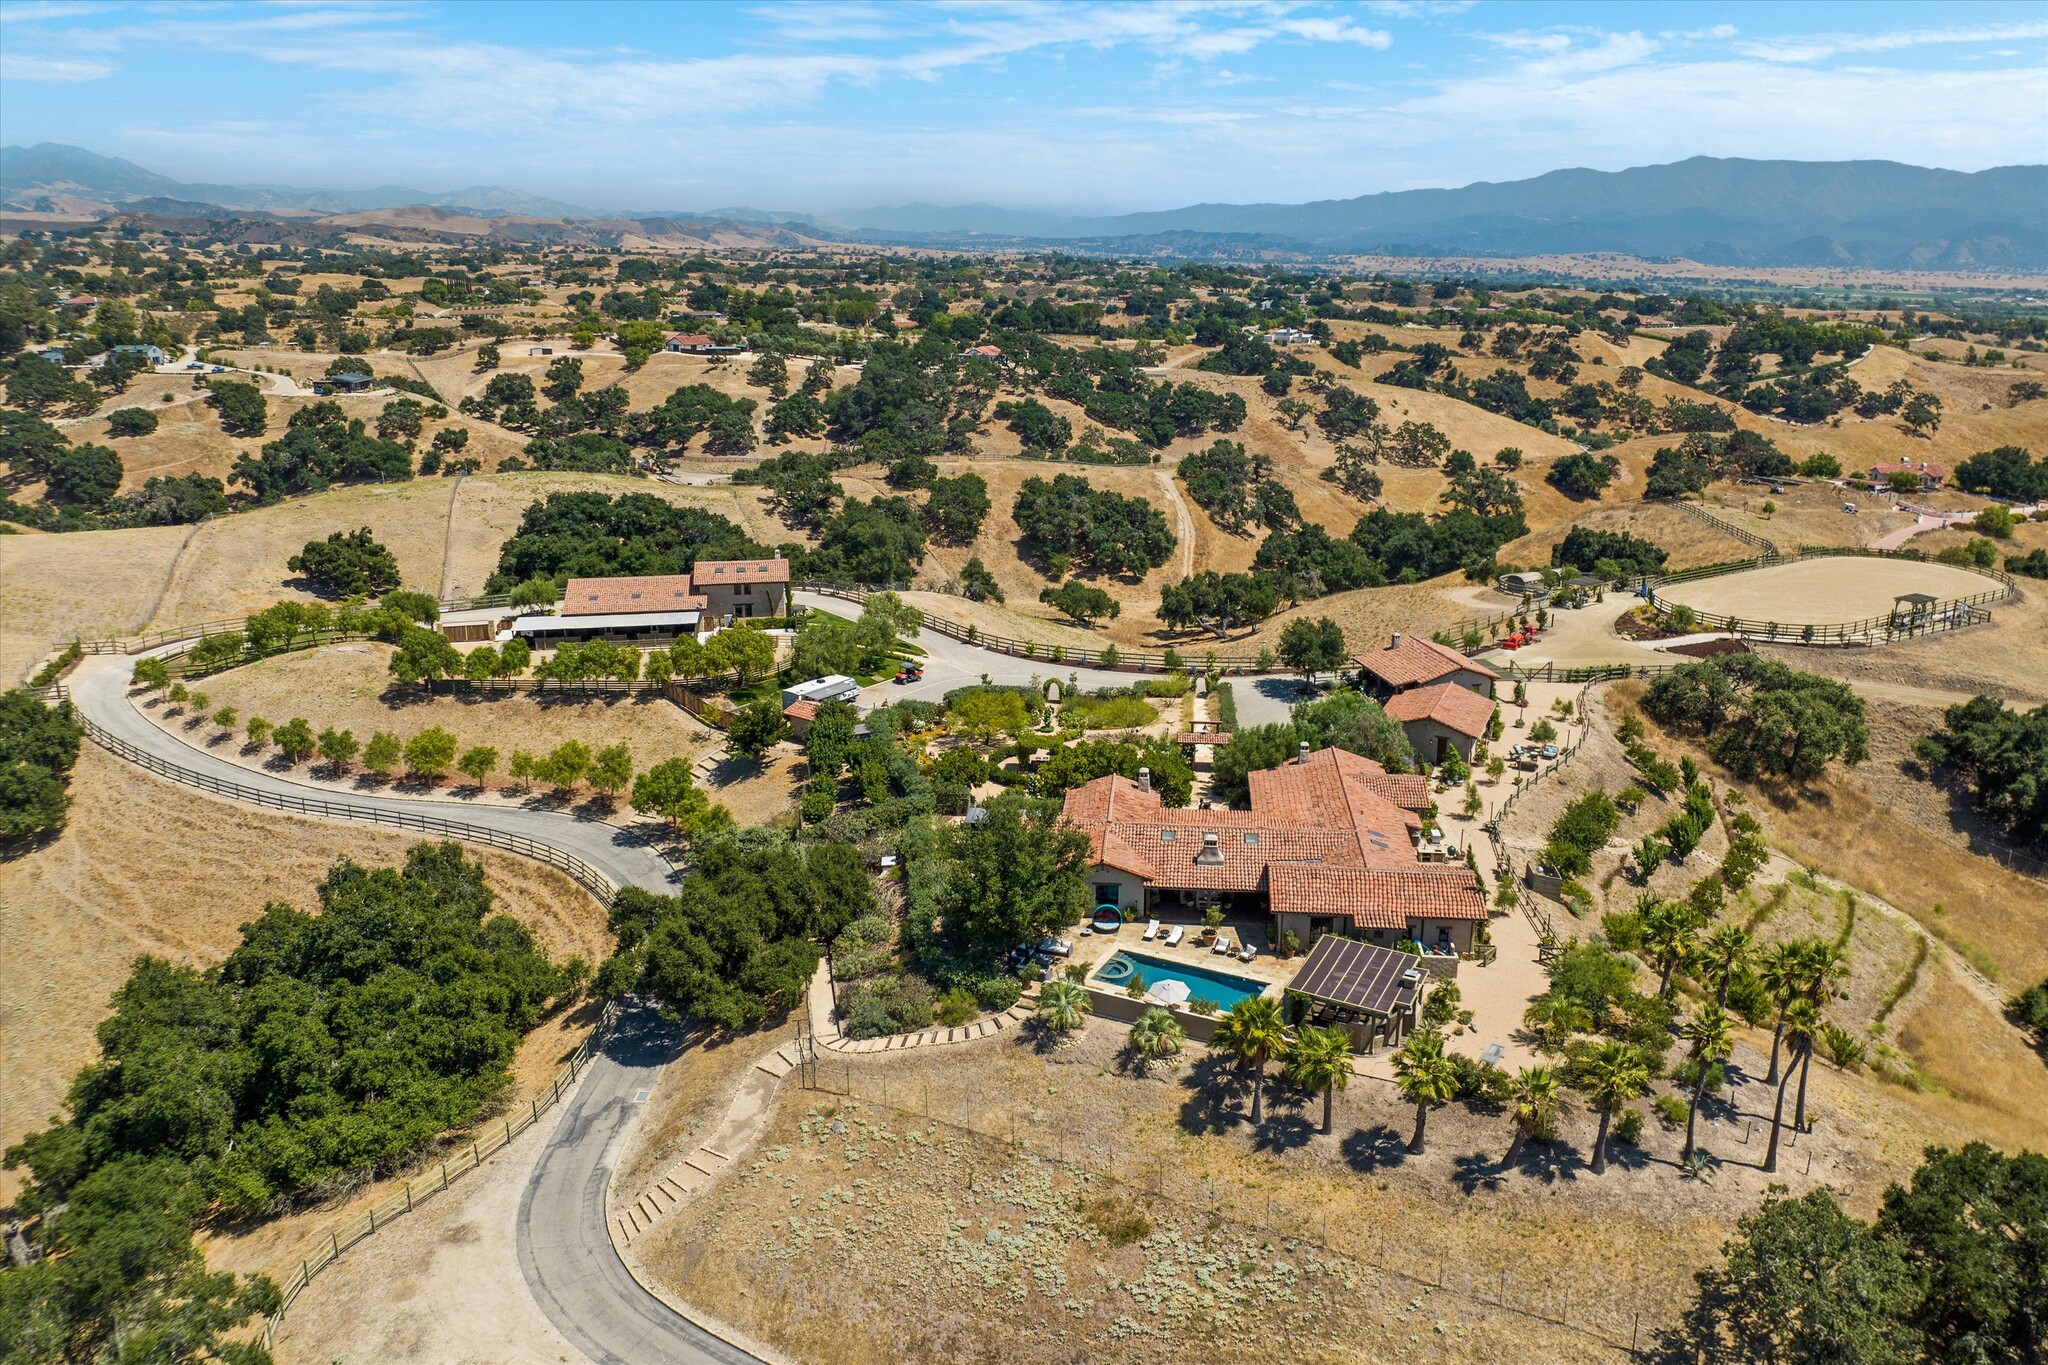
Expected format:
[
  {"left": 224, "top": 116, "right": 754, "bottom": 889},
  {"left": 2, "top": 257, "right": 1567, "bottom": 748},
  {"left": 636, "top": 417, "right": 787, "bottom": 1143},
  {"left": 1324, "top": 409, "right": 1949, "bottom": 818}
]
[
  {"left": 792, "top": 591, "right": 1299, "bottom": 728},
  {"left": 519, "top": 1005, "right": 768, "bottom": 1365}
]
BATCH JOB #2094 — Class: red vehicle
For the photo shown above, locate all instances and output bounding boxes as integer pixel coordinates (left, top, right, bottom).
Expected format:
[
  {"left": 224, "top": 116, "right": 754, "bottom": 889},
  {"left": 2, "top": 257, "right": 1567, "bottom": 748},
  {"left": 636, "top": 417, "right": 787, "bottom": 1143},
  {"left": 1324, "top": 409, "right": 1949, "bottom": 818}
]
[{"left": 893, "top": 665, "right": 924, "bottom": 684}]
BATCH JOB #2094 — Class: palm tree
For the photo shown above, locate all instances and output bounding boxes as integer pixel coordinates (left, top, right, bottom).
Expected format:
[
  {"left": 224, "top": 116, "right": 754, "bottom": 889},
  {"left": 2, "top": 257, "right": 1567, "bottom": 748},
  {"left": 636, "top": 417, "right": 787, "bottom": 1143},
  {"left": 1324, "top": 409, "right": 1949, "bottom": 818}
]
[
  {"left": 1787, "top": 998, "right": 1823, "bottom": 1135},
  {"left": 1575, "top": 1040, "right": 1650, "bottom": 1175},
  {"left": 1522, "top": 993, "right": 1590, "bottom": 1052},
  {"left": 1678, "top": 1004, "right": 1733, "bottom": 1163},
  {"left": 1758, "top": 940, "right": 1803, "bottom": 1086},
  {"left": 1799, "top": 941, "right": 1848, "bottom": 1006},
  {"left": 1127, "top": 1007, "right": 1185, "bottom": 1072},
  {"left": 1501, "top": 1066, "right": 1566, "bottom": 1171},
  {"left": 1392, "top": 1029, "right": 1461, "bottom": 1155},
  {"left": 1215, "top": 996, "right": 1287, "bottom": 1125},
  {"left": 1641, "top": 902, "right": 1700, "bottom": 998},
  {"left": 1036, "top": 979, "right": 1090, "bottom": 1036},
  {"left": 1281, "top": 1024, "right": 1353, "bottom": 1134},
  {"left": 1700, "top": 925, "right": 1754, "bottom": 1006},
  {"left": 1764, "top": 1000, "right": 1820, "bottom": 1173}
]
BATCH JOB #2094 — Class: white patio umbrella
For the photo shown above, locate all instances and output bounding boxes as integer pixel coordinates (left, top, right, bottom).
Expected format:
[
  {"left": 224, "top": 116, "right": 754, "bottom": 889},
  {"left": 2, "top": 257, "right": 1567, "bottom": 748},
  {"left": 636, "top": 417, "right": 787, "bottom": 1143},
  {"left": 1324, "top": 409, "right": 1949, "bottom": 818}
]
[{"left": 1148, "top": 979, "right": 1191, "bottom": 1007}]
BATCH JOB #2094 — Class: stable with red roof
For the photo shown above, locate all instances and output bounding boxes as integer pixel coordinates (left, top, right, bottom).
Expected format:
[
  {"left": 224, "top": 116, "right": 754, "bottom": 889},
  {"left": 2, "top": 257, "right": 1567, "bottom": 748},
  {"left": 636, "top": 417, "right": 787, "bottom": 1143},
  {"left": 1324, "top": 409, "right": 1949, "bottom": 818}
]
[{"left": 1383, "top": 682, "right": 1497, "bottom": 765}]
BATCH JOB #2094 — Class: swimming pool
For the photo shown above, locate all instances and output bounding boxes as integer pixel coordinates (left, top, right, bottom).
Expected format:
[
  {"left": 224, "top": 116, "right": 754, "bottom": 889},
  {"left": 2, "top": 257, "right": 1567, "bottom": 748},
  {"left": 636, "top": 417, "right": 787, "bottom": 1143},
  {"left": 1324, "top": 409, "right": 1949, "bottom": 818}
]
[{"left": 1094, "top": 949, "right": 1269, "bottom": 1011}]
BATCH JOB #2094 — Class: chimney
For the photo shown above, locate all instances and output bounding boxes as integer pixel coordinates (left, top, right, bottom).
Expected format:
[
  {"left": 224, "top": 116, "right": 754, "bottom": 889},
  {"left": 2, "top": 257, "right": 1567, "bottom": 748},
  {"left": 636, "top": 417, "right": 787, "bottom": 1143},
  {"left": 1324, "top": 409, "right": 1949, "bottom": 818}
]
[
  {"left": 1298, "top": 741, "right": 1311, "bottom": 764},
  {"left": 1137, "top": 767, "right": 1151, "bottom": 793},
  {"left": 1391, "top": 632, "right": 1402, "bottom": 648},
  {"left": 1196, "top": 832, "right": 1223, "bottom": 866}
]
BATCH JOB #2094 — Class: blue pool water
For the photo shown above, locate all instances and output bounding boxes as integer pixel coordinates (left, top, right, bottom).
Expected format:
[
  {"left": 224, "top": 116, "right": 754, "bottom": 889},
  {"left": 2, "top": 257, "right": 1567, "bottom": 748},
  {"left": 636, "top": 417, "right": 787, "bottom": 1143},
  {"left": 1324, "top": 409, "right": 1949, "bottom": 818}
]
[{"left": 1095, "top": 949, "right": 1268, "bottom": 1011}]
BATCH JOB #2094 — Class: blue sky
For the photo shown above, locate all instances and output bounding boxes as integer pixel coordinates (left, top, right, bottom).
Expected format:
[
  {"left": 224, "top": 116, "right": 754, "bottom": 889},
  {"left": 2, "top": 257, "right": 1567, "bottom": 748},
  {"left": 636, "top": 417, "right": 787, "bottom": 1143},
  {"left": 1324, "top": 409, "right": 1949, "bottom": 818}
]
[{"left": 3, "top": 1, "right": 2044, "bottom": 214}]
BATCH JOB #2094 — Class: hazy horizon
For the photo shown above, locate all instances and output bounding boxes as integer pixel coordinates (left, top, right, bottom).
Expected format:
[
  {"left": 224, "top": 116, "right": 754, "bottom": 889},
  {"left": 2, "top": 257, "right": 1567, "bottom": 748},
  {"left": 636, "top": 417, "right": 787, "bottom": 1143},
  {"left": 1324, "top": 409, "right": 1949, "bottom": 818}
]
[{"left": 3, "top": 0, "right": 2045, "bottom": 216}]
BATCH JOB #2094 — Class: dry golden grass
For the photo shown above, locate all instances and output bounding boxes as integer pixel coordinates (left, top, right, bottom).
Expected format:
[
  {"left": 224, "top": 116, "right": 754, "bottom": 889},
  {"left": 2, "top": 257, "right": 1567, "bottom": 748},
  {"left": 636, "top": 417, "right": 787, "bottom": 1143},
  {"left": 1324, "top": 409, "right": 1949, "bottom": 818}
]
[
  {"left": 1608, "top": 682, "right": 2048, "bottom": 985},
  {"left": 0, "top": 521, "right": 191, "bottom": 681},
  {"left": 150, "top": 478, "right": 461, "bottom": 623},
  {"left": 0, "top": 745, "right": 607, "bottom": 1206},
  {"left": 1500, "top": 499, "right": 1753, "bottom": 573},
  {"left": 1892, "top": 972, "right": 2048, "bottom": 1156},
  {"left": 646, "top": 1026, "right": 1715, "bottom": 1365},
  {"left": 1698, "top": 478, "right": 1916, "bottom": 549}
]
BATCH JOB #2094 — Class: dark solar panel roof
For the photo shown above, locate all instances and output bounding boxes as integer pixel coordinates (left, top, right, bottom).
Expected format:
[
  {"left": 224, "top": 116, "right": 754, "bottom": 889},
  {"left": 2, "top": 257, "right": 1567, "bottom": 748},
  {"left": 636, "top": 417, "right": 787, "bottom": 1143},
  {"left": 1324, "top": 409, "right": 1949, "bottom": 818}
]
[{"left": 1287, "top": 935, "right": 1423, "bottom": 1018}]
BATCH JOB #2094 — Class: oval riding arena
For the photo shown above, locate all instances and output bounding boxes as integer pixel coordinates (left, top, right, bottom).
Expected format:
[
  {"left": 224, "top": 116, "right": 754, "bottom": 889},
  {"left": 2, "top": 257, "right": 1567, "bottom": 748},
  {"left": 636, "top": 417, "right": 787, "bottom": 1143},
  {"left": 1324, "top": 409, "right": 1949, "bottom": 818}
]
[{"left": 1649, "top": 553, "right": 2015, "bottom": 644}]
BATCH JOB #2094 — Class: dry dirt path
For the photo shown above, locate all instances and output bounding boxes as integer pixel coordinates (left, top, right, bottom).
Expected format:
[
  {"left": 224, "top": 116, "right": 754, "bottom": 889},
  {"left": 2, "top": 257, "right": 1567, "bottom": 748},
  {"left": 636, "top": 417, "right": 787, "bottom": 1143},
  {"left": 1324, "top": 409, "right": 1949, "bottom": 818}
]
[{"left": 1153, "top": 468, "right": 1197, "bottom": 581}]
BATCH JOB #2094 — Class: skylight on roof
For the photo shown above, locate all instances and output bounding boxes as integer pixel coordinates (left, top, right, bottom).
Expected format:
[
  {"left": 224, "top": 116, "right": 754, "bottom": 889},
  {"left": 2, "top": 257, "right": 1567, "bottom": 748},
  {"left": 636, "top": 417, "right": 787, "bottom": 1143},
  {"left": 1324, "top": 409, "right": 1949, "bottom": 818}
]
[{"left": 1160, "top": 830, "right": 1176, "bottom": 842}]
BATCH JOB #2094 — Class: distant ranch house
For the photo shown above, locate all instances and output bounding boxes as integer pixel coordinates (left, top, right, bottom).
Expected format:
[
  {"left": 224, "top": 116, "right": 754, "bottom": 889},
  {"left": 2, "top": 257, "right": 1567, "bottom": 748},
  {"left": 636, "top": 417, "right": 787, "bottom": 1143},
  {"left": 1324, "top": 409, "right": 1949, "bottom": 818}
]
[
  {"left": 1868, "top": 460, "right": 1946, "bottom": 490},
  {"left": 1060, "top": 745, "right": 1488, "bottom": 960},
  {"left": 1383, "top": 681, "right": 1496, "bottom": 765},
  {"left": 663, "top": 332, "right": 744, "bottom": 355},
  {"left": 504, "top": 558, "right": 789, "bottom": 646},
  {"left": 1354, "top": 633, "right": 1499, "bottom": 704}
]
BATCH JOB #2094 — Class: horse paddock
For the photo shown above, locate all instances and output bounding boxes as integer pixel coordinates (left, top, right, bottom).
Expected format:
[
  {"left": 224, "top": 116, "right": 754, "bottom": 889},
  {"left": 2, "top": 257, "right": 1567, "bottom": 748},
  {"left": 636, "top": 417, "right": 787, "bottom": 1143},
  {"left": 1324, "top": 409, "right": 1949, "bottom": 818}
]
[{"left": 1655, "top": 557, "right": 1998, "bottom": 628}]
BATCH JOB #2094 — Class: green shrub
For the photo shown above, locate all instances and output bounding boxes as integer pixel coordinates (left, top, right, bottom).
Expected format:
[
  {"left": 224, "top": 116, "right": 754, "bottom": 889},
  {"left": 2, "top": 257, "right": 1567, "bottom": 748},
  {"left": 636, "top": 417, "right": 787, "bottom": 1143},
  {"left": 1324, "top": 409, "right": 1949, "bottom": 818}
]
[
  {"left": 1652, "top": 1093, "right": 1690, "bottom": 1128},
  {"left": 1612, "top": 1108, "right": 1645, "bottom": 1144}
]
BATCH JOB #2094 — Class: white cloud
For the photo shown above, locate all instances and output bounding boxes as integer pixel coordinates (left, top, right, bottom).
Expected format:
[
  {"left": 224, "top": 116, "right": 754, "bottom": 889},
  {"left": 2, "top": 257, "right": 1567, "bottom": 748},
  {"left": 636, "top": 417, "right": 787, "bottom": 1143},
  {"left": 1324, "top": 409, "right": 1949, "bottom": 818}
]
[
  {"left": 0, "top": 52, "right": 113, "bottom": 81},
  {"left": 1735, "top": 19, "right": 2048, "bottom": 64}
]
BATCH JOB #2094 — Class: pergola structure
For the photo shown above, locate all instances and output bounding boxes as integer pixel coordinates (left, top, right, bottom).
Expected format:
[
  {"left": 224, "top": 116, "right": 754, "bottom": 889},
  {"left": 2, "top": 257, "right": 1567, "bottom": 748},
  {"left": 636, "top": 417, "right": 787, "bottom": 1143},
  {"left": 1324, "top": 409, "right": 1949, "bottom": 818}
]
[
  {"left": 1285, "top": 935, "right": 1427, "bottom": 1054},
  {"left": 1892, "top": 591, "right": 1940, "bottom": 635}
]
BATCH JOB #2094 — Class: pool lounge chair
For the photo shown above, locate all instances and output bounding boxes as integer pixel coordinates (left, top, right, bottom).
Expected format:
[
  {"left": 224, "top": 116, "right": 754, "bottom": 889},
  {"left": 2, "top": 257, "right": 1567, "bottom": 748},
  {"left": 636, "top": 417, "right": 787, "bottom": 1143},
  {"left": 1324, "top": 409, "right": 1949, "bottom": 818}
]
[
  {"left": 1162, "top": 925, "right": 1185, "bottom": 947},
  {"left": 1237, "top": 942, "right": 1259, "bottom": 964},
  {"left": 1141, "top": 919, "right": 1160, "bottom": 941},
  {"left": 1212, "top": 935, "right": 1234, "bottom": 956}
]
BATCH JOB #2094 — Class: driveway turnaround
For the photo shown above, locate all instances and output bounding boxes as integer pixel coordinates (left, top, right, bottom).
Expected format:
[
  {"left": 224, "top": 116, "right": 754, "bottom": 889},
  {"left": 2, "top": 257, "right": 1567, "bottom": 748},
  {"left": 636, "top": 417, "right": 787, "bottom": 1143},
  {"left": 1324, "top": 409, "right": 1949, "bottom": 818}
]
[
  {"left": 792, "top": 590, "right": 1299, "bottom": 728},
  {"left": 518, "top": 1005, "right": 768, "bottom": 1365}
]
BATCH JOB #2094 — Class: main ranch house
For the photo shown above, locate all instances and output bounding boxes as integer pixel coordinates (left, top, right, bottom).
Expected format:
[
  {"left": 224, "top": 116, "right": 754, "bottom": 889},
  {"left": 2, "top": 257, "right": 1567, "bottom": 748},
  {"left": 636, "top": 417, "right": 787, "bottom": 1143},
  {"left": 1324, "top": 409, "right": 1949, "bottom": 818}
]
[{"left": 1060, "top": 745, "right": 1489, "bottom": 959}]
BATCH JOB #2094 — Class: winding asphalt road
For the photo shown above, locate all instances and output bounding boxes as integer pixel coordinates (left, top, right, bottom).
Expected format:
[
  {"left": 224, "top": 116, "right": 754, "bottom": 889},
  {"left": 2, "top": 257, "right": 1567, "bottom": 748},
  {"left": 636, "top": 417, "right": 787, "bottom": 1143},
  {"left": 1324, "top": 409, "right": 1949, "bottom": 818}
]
[
  {"left": 70, "top": 658, "right": 679, "bottom": 894},
  {"left": 65, "top": 659, "right": 765, "bottom": 1365}
]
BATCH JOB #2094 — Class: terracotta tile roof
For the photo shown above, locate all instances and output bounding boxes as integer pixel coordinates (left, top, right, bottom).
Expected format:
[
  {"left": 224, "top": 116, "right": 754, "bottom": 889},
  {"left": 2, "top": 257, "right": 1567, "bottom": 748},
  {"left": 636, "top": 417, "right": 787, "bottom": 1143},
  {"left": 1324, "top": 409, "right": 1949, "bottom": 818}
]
[
  {"left": 1173, "top": 730, "right": 1233, "bottom": 746},
  {"left": 1269, "top": 865, "right": 1489, "bottom": 926},
  {"left": 1355, "top": 635, "right": 1500, "bottom": 688},
  {"left": 1093, "top": 826, "right": 1157, "bottom": 880},
  {"left": 1058, "top": 747, "right": 1451, "bottom": 910},
  {"left": 783, "top": 699, "right": 818, "bottom": 721},
  {"left": 1383, "top": 682, "right": 1496, "bottom": 739},
  {"left": 1357, "top": 772, "right": 1430, "bottom": 810},
  {"left": 692, "top": 558, "right": 791, "bottom": 587},
  {"left": 562, "top": 574, "right": 707, "bottom": 616}
]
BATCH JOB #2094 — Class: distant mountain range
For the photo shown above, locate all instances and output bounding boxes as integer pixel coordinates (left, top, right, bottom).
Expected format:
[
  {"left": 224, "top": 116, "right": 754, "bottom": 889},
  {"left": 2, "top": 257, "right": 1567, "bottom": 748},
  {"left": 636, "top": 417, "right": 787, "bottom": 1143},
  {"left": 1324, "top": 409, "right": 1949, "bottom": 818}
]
[
  {"left": 5, "top": 143, "right": 2043, "bottom": 268},
  {"left": 0, "top": 142, "right": 598, "bottom": 219}
]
